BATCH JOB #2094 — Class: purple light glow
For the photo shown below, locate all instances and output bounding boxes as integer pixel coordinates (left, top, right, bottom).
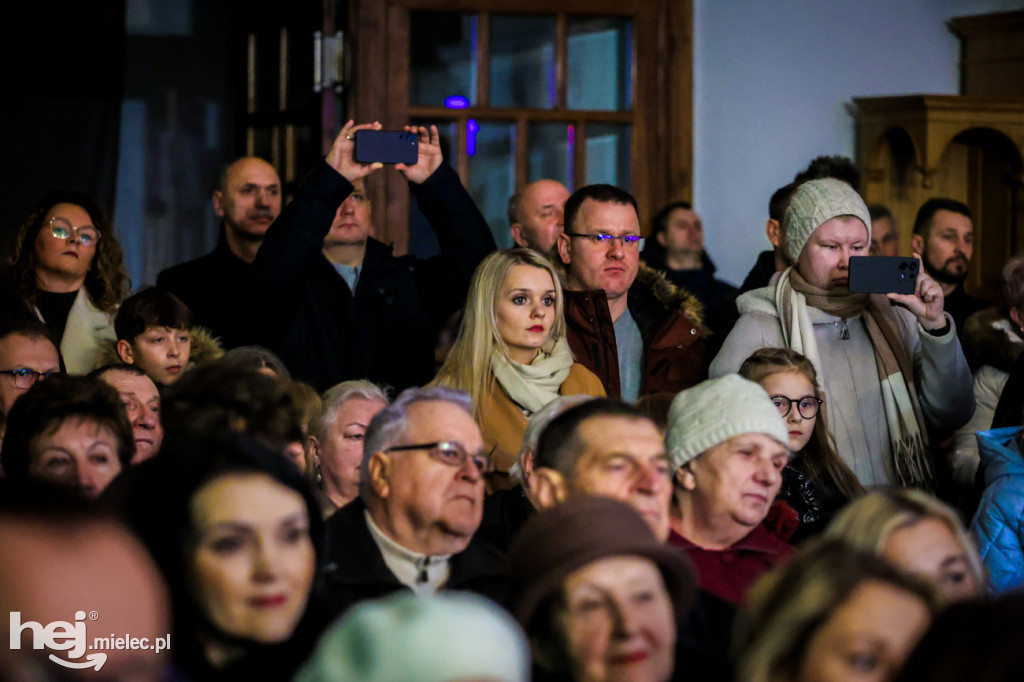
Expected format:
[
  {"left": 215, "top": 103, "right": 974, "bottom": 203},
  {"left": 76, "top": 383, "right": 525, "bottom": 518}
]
[
  {"left": 466, "top": 119, "right": 479, "bottom": 156},
  {"left": 445, "top": 96, "right": 470, "bottom": 109},
  {"left": 567, "top": 124, "right": 575, "bottom": 183}
]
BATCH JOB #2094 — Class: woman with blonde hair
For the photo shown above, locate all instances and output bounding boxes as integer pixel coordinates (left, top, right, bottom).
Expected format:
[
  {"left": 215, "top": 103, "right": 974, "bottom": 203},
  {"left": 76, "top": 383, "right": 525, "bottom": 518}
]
[
  {"left": 825, "top": 488, "right": 985, "bottom": 603},
  {"left": 739, "top": 347, "right": 864, "bottom": 540},
  {"left": 735, "top": 538, "right": 939, "bottom": 682},
  {"left": 431, "top": 248, "right": 604, "bottom": 486},
  {"left": 5, "top": 190, "right": 130, "bottom": 373}
]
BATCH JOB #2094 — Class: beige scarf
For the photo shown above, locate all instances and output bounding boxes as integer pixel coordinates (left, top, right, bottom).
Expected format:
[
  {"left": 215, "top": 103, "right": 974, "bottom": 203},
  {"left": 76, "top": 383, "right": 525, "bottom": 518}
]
[
  {"left": 774, "top": 267, "right": 935, "bottom": 490},
  {"left": 490, "top": 337, "right": 574, "bottom": 415}
]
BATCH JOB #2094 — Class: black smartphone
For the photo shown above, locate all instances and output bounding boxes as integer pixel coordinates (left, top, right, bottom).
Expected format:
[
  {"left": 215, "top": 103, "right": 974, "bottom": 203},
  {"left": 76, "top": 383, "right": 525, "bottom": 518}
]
[
  {"left": 848, "top": 256, "right": 919, "bottom": 295},
  {"left": 353, "top": 130, "right": 419, "bottom": 165}
]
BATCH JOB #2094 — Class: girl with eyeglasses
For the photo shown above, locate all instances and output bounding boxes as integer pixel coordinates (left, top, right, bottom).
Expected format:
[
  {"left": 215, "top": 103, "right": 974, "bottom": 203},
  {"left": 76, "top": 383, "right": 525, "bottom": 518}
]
[
  {"left": 6, "top": 190, "right": 129, "bottom": 374},
  {"left": 739, "top": 347, "right": 864, "bottom": 542}
]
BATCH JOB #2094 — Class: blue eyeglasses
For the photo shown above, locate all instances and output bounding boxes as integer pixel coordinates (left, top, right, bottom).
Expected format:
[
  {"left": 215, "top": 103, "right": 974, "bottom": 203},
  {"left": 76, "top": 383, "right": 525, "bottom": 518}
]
[
  {"left": 0, "top": 368, "right": 60, "bottom": 389},
  {"left": 564, "top": 231, "right": 646, "bottom": 250}
]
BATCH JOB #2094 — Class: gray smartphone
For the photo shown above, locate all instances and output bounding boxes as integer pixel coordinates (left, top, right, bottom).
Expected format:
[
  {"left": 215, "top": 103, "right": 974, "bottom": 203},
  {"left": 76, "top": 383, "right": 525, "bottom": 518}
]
[
  {"left": 848, "top": 256, "right": 919, "bottom": 295},
  {"left": 354, "top": 130, "right": 419, "bottom": 165}
]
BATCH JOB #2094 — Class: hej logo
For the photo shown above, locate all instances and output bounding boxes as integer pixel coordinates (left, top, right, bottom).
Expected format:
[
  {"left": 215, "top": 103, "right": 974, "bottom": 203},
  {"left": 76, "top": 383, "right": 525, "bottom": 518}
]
[{"left": 10, "top": 611, "right": 105, "bottom": 671}]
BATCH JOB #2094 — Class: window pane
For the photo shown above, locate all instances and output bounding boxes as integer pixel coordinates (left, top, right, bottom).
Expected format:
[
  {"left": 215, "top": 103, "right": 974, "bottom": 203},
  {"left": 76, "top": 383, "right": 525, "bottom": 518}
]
[
  {"left": 585, "top": 124, "right": 630, "bottom": 188},
  {"left": 467, "top": 121, "right": 516, "bottom": 248},
  {"left": 409, "top": 11, "right": 477, "bottom": 107},
  {"left": 527, "top": 122, "right": 572, "bottom": 188},
  {"left": 489, "top": 15, "right": 555, "bottom": 109},
  {"left": 567, "top": 16, "right": 631, "bottom": 111}
]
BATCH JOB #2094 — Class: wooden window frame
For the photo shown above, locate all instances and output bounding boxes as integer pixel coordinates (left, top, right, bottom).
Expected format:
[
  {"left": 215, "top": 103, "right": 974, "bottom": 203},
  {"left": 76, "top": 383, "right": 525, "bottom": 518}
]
[{"left": 347, "top": 0, "right": 692, "bottom": 252}]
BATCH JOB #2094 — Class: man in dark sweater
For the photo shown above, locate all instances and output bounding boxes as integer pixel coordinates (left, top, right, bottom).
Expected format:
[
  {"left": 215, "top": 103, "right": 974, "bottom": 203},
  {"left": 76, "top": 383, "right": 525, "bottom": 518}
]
[
  {"left": 157, "top": 157, "right": 281, "bottom": 349},
  {"left": 911, "top": 198, "right": 990, "bottom": 336}
]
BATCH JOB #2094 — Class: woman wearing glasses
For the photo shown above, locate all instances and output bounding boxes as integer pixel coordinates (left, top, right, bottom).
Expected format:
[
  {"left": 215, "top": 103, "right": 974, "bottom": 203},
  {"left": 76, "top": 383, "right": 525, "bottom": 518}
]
[
  {"left": 5, "top": 191, "right": 129, "bottom": 373},
  {"left": 431, "top": 248, "right": 605, "bottom": 489},
  {"left": 739, "top": 348, "right": 864, "bottom": 542}
]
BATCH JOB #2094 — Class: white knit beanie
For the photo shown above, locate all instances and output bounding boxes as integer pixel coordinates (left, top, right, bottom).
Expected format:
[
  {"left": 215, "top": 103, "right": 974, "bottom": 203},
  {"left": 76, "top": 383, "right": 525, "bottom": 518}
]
[
  {"left": 666, "top": 375, "right": 789, "bottom": 468},
  {"left": 783, "top": 178, "right": 871, "bottom": 262},
  {"left": 294, "top": 592, "right": 531, "bottom": 682}
]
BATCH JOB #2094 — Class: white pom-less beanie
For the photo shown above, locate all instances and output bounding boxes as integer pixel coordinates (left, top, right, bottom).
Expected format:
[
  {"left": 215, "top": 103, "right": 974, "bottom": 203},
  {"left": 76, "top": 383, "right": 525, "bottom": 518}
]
[
  {"left": 666, "top": 375, "right": 790, "bottom": 469},
  {"left": 783, "top": 178, "right": 872, "bottom": 262}
]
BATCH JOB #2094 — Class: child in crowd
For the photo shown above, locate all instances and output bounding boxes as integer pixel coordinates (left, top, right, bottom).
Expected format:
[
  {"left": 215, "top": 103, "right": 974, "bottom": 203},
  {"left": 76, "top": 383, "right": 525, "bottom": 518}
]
[
  {"left": 739, "top": 348, "right": 864, "bottom": 542},
  {"left": 107, "top": 286, "right": 221, "bottom": 385}
]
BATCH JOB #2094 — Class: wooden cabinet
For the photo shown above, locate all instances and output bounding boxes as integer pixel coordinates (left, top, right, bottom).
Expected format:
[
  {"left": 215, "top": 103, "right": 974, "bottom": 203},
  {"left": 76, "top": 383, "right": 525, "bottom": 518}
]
[{"left": 854, "top": 11, "right": 1024, "bottom": 303}]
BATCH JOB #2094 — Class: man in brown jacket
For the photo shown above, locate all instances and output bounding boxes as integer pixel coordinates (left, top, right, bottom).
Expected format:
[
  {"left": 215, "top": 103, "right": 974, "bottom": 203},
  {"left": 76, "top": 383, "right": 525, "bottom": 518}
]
[{"left": 557, "top": 184, "right": 707, "bottom": 402}]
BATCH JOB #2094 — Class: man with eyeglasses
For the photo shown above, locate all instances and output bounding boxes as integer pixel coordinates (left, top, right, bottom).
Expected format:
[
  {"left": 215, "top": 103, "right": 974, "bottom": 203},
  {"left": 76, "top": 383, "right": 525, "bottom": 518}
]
[
  {"left": 321, "top": 386, "right": 507, "bottom": 617},
  {"left": 0, "top": 319, "right": 61, "bottom": 436},
  {"left": 557, "top": 184, "right": 707, "bottom": 402}
]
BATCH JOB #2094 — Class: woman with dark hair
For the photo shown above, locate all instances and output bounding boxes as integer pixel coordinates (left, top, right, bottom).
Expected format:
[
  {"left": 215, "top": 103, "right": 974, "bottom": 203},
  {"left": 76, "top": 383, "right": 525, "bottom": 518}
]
[
  {"left": 5, "top": 190, "right": 130, "bottom": 373},
  {"left": 112, "top": 430, "right": 329, "bottom": 679},
  {"left": 1, "top": 373, "right": 133, "bottom": 498}
]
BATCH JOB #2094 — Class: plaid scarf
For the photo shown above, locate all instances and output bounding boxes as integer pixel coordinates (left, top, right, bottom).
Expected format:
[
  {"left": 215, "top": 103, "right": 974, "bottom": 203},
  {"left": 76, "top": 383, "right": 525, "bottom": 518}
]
[{"left": 774, "top": 267, "right": 934, "bottom": 490}]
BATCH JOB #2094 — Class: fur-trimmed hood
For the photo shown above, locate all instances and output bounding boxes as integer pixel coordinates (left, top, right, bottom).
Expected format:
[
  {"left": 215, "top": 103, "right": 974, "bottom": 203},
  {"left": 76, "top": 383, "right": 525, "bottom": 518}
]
[
  {"left": 93, "top": 325, "right": 224, "bottom": 372},
  {"left": 962, "top": 306, "right": 1024, "bottom": 373},
  {"left": 630, "top": 262, "right": 706, "bottom": 330}
]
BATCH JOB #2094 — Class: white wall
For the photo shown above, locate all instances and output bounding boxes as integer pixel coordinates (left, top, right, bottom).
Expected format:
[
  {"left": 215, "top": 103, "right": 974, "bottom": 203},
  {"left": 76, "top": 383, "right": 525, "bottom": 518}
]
[{"left": 694, "top": 0, "right": 1024, "bottom": 285}]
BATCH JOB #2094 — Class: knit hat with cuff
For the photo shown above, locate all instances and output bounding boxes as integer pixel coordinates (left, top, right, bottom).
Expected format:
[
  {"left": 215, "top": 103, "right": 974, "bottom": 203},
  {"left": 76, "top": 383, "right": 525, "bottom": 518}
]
[{"left": 666, "top": 374, "right": 789, "bottom": 469}]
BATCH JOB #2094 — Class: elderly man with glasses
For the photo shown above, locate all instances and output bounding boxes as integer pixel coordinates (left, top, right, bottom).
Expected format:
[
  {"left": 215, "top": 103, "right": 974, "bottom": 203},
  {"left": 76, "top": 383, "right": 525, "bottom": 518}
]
[
  {"left": 557, "top": 184, "right": 708, "bottom": 403},
  {"left": 320, "top": 386, "right": 508, "bottom": 617}
]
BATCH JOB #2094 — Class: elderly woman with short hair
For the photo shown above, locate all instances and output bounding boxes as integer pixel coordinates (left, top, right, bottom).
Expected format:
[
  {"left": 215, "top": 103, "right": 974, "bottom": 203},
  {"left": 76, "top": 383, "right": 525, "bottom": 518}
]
[
  {"left": 665, "top": 374, "right": 794, "bottom": 604},
  {"left": 308, "top": 379, "right": 390, "bottom": 510}
]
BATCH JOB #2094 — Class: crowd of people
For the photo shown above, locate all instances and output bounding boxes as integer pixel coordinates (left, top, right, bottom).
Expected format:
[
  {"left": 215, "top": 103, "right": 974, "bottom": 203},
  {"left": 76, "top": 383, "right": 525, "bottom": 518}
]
[{"left": 3, "top": 123, "right": 1024, "bottom": 681}]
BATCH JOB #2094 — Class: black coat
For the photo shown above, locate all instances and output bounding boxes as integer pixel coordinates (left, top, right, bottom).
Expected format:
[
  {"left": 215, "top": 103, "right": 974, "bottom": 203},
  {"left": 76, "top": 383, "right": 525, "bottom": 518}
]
[
  {"left": 156, "top": 237, "right": 260, "bottom": 351},
  {"left": 320, "top": 499, "right": 510, "bottom": 618},
  {"left": 252, "top": 161, "right": 495, "bottom": 391}
]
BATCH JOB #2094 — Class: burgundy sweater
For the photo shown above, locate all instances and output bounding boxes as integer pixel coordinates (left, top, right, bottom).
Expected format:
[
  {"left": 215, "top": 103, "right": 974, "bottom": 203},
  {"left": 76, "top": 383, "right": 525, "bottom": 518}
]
[{"left": 668, "top": 523, "right": 793, "bottom": 605}]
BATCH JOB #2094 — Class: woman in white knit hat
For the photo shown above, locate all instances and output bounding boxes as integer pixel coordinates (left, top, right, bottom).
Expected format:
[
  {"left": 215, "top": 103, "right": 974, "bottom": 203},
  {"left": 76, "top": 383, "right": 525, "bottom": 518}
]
[
  {"left": 665, "top": 374, "right": 794, "bottom": 605},
  {"left": 710, "top": 178, "right": 973, "bottom": 490}
]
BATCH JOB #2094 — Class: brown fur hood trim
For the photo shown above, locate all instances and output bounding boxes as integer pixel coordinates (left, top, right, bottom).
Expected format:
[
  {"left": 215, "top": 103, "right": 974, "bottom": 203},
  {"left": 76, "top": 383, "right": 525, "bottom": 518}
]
[
  {"left": 633, "top": 263, "right": 706, "bottom": 329},
  {"left": 963, "top": 306, "right": 1024, "bottom": 373},
  {"left": 93, "top": 326, "right": 224, "bottom": 372}
]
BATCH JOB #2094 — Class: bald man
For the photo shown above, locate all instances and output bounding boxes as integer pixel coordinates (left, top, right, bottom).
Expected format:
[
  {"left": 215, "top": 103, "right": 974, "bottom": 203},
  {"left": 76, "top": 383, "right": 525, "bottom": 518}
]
[
  {"left": 157, "top": 157, "right": 282, "bottom": 348},
  {"left": 508, "top": 179, "right": 571, "bottom": 254}
]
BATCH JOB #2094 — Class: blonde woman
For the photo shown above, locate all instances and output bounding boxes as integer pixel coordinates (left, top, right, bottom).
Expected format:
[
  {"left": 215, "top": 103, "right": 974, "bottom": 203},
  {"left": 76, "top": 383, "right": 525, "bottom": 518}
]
[
  {"left": 431, "top": 248, "right": 604, "bottom": 487},
  {"left": 825, "top": 488, "right": 985, "bottom": 603}
]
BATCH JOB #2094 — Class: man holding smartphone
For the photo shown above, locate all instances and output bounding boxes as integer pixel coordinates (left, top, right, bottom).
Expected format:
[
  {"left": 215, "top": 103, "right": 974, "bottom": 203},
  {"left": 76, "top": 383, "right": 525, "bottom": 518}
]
[
  {"left": 250, "top": 121, "right": 496, "bottom": 392},
  {"left": 711, "top": 178, "right": 973, "bottom": 491}
]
